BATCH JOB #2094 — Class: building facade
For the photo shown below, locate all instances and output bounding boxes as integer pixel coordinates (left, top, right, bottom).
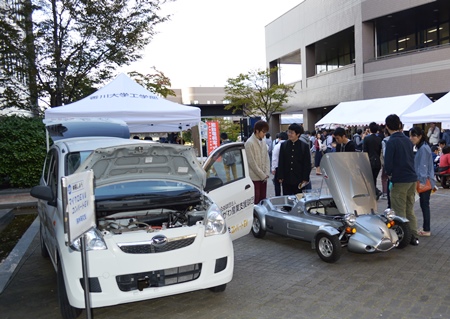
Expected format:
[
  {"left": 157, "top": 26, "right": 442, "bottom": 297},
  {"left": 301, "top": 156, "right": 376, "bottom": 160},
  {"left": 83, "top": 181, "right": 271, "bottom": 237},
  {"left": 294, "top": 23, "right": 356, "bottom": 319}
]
[{"left": 265, "top": 0, "right": 450, "bottom": 130}]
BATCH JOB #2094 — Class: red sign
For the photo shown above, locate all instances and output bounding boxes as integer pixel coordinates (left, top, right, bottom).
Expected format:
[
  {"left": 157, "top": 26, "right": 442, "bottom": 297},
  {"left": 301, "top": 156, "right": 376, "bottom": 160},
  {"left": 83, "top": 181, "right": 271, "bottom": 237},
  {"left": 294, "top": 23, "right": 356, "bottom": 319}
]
[{"left": 207, "top": 121, "right": 220, "bottom": 155}]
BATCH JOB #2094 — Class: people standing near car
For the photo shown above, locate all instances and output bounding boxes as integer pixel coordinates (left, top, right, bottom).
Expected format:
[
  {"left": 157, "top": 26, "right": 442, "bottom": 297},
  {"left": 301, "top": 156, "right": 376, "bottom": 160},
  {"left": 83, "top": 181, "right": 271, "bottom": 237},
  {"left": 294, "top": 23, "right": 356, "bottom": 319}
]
[
  {"left": 427, "top": 122, "right": 440, "bottom": 146},
  {"left": 264, "top": 132, "right": 273, "bottom": 163},
  {"left": 363, "top": 122, "right": 383, "bottom": 199},
  {"left": 438, "top": 145, "right": 450, "bottom": 187},
  {"left": 277, "top": 123, "right": 312, "bottom": 195},
  {"left": 409, "top": 126, "right": 435, "bottom": 237},
  {"left": 333, "top": 127, "right": 356, "bottom": 152},
  {"left": 352, "top": 129, "right": 363, "bottom": 152},
  {"left": 384, "top": 114, "right": 420, "bottom": 246},
  {"left": 271, "top": 131, "right": 288, "bottom": 196},
  {"left": 381, "top": 128, "right": 391, "bottom": 205},
  {"left": 245, "top": 120, "right": 271, "bottom": 204}
]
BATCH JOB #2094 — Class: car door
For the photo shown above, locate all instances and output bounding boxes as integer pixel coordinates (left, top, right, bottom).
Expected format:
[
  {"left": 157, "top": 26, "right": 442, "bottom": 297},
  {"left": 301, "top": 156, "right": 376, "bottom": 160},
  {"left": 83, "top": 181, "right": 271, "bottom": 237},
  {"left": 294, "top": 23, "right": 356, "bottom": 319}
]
[{"left": 203, "top": 142, "right": 254, "bottom": 240}]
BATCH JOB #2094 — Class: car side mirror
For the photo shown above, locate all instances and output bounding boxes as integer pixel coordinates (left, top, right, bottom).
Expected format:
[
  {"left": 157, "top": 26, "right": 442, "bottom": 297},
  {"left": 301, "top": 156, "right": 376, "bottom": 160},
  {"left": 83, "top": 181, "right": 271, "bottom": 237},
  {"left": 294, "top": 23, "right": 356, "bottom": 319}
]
[
  {"left": 30, "top": 185, "right": 56, "bottom": 207},
  {"left": 204, "top": 177, "right": 223, "bottom": 192}
]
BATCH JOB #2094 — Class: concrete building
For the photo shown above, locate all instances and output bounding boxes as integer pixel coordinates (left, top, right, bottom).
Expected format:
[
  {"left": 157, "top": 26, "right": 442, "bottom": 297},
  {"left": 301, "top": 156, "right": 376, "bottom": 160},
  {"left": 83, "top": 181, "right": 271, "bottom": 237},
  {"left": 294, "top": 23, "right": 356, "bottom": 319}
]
[{"left": 265, "top": 0, "right": 450, "bottom": 130}]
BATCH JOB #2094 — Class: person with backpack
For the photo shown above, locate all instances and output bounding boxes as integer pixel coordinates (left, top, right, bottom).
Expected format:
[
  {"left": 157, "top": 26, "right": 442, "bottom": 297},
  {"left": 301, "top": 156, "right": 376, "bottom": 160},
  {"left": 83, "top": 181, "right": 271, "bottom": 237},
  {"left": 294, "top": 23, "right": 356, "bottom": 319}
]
[
  {"left": 352, "top": 129, "right": 363, "bottom": 152},
  {"left": 363, "top": 122, "right": 383, "bottom": 200}
]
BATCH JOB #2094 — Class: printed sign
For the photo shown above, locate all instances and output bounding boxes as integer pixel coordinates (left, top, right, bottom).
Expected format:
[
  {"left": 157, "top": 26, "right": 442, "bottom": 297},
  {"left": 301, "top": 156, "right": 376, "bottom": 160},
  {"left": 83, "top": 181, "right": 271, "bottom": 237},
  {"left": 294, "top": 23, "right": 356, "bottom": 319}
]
[
  {"left": 62, "top": 170, "right": 95, "bottom": 245},
  {"left": 207, "top": 121, "right": 220, "bottom": 155}
]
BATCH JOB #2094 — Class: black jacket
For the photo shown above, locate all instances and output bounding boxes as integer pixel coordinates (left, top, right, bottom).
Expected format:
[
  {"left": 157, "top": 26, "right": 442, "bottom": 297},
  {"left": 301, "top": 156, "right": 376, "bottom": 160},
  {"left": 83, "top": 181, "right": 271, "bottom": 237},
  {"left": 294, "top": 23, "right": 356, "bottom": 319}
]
[
  {"left": 363, "top": 133, "right": 382, "bottom": 170},
  {"left": 277, "top": 139, "right": 311, "bottom": 184}
]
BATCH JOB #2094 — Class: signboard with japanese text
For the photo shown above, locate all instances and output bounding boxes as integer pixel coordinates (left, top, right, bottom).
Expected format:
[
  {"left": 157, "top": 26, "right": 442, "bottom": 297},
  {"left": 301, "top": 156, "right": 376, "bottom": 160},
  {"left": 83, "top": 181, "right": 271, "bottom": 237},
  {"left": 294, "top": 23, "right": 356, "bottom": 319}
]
[
  {"left": 207, "top": 121, "right": 220, "bottom": 155},
  {"left": 61, "top": 170, "right": 95, "bottom": 245}
]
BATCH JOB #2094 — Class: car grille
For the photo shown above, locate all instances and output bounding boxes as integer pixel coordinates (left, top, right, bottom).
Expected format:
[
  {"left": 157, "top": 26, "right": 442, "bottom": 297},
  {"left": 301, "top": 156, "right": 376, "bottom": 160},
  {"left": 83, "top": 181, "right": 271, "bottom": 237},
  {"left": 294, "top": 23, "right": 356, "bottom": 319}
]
[
  {"left": 116, "top": 263, "right": 202, "bottom": 291},
  {"left": 117, "top": 234, "right": 196, "bottom": 254}
]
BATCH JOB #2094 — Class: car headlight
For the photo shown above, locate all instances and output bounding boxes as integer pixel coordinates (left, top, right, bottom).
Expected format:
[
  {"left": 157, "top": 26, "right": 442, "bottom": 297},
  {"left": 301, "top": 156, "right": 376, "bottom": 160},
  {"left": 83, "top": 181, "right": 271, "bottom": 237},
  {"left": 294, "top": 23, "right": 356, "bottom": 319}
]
[
  {"left": 345, "top": 213, "right": 356, "bottom": 226},
  {"left": 205, "top": 204, "right": 226, "bottom": 237},
  {"left": 70, "top": 228, "right": 107, "bottom": 251},
  {"left": 383, "top": 208, "right": 396, "bottom": 221}
]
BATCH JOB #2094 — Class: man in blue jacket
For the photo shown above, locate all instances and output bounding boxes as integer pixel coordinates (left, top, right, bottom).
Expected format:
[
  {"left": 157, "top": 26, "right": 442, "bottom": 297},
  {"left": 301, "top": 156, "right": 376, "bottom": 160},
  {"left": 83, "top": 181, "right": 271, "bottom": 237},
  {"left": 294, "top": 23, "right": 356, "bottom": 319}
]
[{"left": 384, "top": 114, "right": 419, "bottom": 246}]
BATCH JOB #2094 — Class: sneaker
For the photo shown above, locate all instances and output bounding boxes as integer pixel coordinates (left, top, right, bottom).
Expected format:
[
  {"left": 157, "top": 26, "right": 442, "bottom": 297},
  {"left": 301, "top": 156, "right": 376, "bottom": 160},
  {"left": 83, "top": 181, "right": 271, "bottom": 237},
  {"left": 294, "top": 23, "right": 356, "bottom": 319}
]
[
  {"left": 410, "top": 236, "right": 420, "bottom": 246},
  {"left": 418, "top": 230, "right": 431, "bottom": 237},
  {"left": 380, "top": 193, "right": 388, "bottom": 200}
]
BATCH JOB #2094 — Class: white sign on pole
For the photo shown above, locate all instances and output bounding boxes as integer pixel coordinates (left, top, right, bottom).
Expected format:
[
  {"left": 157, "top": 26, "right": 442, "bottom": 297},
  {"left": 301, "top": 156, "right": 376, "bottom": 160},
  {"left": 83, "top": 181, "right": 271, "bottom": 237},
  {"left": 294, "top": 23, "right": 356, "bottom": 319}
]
[{"left": 62, "top": 170, "right": 96, "bottom": 245}]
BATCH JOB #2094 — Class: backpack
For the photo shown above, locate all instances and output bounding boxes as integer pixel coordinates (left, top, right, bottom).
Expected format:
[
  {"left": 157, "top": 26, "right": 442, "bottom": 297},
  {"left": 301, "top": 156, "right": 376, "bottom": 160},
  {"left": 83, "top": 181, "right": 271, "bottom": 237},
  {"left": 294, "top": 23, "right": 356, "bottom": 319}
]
[
  {"left": 353, "top": 134, "right": 362, "bottom": 151},
  {"left": 223, "top": 151, "right": 236, "bottom": 165}
]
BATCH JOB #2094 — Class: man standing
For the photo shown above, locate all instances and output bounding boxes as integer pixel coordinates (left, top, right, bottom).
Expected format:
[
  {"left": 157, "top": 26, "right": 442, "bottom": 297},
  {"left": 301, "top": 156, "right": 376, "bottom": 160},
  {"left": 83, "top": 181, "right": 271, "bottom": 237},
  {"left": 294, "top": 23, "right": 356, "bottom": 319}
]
[
  {"left": 271, "top": 131, "right": 288, "bottom": 196},
  {"left": 363, "top": 122, "right": 382, "bottom": 199},
  {"left": 384, "top": 114, "right": 419, "bottom": 246},
  {"left": 277, "top": 123, "right": 312, "bottom": 195},
  {"left": 245, "top": 120, "right": 271, "bottom": 204},
  {"left": 220, "top": 132, "right": 237, "bottom": 182},
  {"left": 427, "top": 122, "right": 440, "bottom": 146},
  {"left": 333, "top": 127, "right": 356, "bottom": 152}
]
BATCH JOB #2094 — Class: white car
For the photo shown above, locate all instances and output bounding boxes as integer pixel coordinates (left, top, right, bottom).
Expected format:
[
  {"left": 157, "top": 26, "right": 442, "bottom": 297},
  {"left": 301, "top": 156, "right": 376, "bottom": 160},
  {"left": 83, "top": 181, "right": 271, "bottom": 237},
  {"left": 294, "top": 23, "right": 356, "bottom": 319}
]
[{"left": 31, "top": 132, "right": 254, "bottom": 319}]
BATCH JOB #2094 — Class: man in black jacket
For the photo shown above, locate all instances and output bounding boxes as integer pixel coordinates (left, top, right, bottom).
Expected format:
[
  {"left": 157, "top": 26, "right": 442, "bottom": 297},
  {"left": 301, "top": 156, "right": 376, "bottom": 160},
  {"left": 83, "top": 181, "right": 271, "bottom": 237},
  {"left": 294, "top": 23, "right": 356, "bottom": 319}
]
[
  {"left": 363, "top": 122, "right": 383, "bottom": 199},
  {"left": 277, "top": 123, "right": 312, "bottom": 195}
]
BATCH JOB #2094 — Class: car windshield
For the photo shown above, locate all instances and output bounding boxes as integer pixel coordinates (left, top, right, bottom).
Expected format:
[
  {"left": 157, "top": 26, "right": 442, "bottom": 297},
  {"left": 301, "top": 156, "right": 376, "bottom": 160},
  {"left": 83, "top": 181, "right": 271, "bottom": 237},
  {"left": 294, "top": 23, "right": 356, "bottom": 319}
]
[{"left": 67, "top": 151, "right": 93, "bottom": 175}]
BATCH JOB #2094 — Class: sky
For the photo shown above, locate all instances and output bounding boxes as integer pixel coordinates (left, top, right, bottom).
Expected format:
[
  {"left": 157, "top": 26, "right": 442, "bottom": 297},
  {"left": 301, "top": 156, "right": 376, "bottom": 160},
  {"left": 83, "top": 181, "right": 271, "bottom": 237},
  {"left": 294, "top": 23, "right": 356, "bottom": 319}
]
[{"left": 121, "top": 0, "right": 303, "bottom": 88}]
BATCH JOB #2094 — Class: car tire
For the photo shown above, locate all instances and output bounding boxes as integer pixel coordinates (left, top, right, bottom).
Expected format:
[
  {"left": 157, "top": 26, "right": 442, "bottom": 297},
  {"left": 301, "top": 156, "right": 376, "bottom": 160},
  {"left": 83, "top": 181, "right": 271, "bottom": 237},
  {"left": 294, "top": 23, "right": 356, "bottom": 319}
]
[
  {"left": 315, "top": 233, "right": 341, "bottom": 263},
  {"left": 392, "top": 221, "right": 412, "bottom": 249},
  {"left": 209, "top": 284, "right": 227, "bottom": 292},
  {"left": 40, "top": 223, "right": 50, "bottom": 258},
  {"left": 251, "top": 213, "right": 266, "bottom": 238},
  {"left": 57, "top": 259, "right": 82, "bottom": 319}
]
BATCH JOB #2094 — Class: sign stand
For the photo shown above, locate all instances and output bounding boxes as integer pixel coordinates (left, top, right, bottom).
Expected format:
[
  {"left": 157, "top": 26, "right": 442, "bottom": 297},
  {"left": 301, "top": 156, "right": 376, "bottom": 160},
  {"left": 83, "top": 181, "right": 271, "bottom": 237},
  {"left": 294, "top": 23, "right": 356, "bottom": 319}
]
[
  {"left": 81, "top": 235, "right": 92, "bottom": 319},
  {"left": 61, "top": 170, "right": 96, "bottom": 319}
]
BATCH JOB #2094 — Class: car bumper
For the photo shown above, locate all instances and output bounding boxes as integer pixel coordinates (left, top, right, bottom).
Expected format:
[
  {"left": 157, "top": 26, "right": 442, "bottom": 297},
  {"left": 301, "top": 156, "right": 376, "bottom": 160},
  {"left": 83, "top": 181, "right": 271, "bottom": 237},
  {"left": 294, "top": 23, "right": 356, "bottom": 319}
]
[
  {"left": 347, "top": 230, "right": 399, "bottom": 253},
  {"left": 60, "top": 228, "right": 234, "bottom": 308}
]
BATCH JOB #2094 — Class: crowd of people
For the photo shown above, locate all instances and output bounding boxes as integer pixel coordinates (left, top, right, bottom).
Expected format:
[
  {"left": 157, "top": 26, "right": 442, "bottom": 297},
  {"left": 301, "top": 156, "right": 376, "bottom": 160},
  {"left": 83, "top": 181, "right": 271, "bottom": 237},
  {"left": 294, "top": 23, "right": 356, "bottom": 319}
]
[{"left": 239, "top": 117, "right": 449, "bottom": 247}]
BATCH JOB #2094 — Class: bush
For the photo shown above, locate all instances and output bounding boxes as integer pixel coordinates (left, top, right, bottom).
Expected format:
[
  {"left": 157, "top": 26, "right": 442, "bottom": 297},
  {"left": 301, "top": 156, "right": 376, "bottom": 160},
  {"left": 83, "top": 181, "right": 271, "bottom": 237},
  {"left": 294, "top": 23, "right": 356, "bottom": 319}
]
[{"left": 0, "top": 115, "right": 47, "bottom": 188}]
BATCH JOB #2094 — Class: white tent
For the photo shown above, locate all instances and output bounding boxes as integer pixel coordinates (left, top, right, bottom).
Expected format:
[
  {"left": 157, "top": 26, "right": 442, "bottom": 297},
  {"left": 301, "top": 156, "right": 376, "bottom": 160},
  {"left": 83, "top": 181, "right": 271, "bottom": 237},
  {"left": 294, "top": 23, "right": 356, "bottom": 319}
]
[
  {"left": 401, "top": 92, "right": 450, "bottom": 127},
  {"left": 315, "top": 93, "right": 432, "bottom": 127},
  {"left": 44, "top": 73, "right": 201, "bottom": 133}
]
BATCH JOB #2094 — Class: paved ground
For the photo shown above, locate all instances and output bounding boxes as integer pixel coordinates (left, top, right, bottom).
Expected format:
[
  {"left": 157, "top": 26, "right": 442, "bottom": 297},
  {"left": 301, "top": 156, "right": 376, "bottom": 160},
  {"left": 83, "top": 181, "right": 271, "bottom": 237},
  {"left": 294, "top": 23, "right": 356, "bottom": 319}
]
[{"left": 1, "top": 173, "right": 450, "bottom": 319}]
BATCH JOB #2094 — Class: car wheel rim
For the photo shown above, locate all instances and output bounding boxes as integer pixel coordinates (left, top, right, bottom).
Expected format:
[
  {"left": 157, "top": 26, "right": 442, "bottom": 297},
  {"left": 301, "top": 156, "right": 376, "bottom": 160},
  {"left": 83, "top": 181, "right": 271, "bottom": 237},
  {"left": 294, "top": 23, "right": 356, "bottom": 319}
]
[
  {"left": 252, "top": 218, "right": 260, "bottom": 233},
  {"left": 318, "top": 237, "right": 333, "bottom": 257},
  {"left": 394, "top": 226, "right": 404, "bottom": 241}
]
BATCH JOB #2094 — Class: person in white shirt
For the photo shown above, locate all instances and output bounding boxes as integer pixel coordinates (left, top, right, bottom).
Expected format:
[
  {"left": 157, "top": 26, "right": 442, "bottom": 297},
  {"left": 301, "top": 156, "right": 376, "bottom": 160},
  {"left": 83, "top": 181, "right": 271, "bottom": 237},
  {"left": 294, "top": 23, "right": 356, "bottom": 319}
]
[
  {"left": 427, "top": 122, "right": 440, "bottom": 145},
  {"left": 271, "top": 131, "right": 288, "bottom": 196}
]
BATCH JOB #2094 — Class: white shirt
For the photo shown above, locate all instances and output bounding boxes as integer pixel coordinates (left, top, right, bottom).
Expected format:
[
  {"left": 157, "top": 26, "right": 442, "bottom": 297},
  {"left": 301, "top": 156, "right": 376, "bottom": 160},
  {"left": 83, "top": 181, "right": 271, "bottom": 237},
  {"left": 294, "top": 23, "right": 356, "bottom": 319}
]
[{"left": 271, "top": 140, "right": 286, "bottom": 172}]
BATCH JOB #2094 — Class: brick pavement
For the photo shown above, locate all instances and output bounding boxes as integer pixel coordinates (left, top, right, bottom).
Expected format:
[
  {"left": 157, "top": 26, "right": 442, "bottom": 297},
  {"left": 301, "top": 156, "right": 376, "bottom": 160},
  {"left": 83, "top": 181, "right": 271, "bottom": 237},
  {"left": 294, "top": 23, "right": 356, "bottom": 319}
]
[{"left": 1, "top": 172, "right": 450, "bottom": 319}]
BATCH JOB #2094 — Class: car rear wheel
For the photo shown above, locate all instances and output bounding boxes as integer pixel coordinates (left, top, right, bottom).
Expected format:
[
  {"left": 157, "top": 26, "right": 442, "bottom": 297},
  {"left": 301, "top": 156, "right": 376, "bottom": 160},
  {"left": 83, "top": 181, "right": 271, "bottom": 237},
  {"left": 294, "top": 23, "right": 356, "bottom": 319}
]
[
  {"left": 251, "top": 213, "right": 266, "bottom": 238},
  {"left": 57, "top": 259, "right": 82, "bottom": 319},
  {"left": 40, "top": 223, "right": 49, "bottom": 258},
  {"left": 315, "top": 233, "right": 341, "bottom": 263},
  {"left": 392, "top": 221, "right": 412, "bottom": 249}
]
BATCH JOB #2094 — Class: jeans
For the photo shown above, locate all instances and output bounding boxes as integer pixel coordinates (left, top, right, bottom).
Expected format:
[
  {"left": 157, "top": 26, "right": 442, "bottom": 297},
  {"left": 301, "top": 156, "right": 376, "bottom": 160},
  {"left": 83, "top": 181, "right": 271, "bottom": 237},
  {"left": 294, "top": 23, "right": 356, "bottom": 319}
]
[
  {"left": 390, "top": 182, "right": 418, "bottom": 236},
  {"left": 419, "top": 189, "right": 431, "bottom": 232}
]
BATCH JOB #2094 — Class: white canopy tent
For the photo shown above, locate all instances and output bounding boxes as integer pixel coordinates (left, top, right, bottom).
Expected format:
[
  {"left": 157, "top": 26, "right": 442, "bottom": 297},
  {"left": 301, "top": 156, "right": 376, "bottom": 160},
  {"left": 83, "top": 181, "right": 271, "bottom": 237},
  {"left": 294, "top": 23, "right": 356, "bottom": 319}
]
[
  {"left": 44, "top": 73, "right": 201, "bottom": 133},
  {"left": 315, "top": 93, "right": 432, "bottom": 128},
  {"left": 401, "top": 92, "right": 450, "bottom": 129}
]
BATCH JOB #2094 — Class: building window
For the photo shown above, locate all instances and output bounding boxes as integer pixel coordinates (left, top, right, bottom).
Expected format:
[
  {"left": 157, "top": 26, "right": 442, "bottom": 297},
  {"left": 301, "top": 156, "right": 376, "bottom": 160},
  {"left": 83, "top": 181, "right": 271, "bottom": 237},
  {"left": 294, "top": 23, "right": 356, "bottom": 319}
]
[{"left": 375, "top": 1, "right": 450, "bottom": 57}]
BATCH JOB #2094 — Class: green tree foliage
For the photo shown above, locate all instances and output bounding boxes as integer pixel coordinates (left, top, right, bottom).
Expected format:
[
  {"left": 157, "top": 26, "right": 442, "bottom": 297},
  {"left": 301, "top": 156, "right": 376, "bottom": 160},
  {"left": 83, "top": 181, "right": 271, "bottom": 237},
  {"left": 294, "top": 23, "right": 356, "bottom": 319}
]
[
  {"left": 128, "top": 68, "right": 175, "bottom": 98},
  {"left": 2, "top": 0, "right": 173, "bottom": 109},
  {"left": 0, "top": 116, "right": 47, "bottom": 188},
  {"left": 224, "top": 67, "right": 295, "bottom": 122}
]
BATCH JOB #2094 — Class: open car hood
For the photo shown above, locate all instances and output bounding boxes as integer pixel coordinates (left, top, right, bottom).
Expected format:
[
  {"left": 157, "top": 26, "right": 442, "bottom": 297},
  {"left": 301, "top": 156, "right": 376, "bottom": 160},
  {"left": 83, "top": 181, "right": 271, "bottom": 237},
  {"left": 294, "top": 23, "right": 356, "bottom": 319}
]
[
  {"left": 75, "top": 143, "right": 206, "bottom": 189},
  {"left": 320, "top": 152, "right": 377, "bottom": 215}
]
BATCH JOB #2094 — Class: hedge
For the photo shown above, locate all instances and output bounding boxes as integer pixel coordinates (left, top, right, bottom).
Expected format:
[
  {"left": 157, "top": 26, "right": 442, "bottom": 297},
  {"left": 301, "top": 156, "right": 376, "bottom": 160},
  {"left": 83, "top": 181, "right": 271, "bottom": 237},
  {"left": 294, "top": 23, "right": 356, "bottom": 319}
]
[{"left": 0, "top": 115, "right": 47, "bottom": 188}]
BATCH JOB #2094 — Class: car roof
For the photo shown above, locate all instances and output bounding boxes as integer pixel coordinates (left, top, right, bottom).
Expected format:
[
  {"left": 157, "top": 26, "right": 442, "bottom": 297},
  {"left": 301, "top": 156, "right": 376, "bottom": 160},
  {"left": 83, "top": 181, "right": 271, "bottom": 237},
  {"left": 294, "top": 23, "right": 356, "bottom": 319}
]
[
  {"left": 44, "top": 117, "right": 130, "bottom": 141},
  {"left": 54, "top": 136, "right": 152, "bottom": 153}
]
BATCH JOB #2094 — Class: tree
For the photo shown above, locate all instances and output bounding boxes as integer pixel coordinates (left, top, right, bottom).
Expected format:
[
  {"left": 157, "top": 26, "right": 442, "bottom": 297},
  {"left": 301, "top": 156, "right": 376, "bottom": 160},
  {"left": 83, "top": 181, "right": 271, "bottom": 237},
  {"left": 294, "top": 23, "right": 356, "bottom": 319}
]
[
  {"left": 2, "top": 0, "right": 174, "bottom": 111},
  {"left": 224, "top": 67, "right": 295, "bottom": 122},
  {"left": 128, "top": 67, "right": 175, "bottom": 98}
]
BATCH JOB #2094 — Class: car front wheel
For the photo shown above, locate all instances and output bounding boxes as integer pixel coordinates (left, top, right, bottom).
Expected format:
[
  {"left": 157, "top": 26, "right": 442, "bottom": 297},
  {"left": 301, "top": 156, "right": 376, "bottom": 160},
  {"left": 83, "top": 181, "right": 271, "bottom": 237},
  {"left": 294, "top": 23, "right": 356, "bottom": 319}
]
[
  {"left": 57, "top": 259, "right": 82, "bottom": 319},
  {"left": 251, "top": 213, "right": 266, "bottom": 238},
  {"left": 392, "top": 221, "right": 412, "bottom": 249},
  {"left": 315, "top": 233, "right": 342, "bottom": 263}
]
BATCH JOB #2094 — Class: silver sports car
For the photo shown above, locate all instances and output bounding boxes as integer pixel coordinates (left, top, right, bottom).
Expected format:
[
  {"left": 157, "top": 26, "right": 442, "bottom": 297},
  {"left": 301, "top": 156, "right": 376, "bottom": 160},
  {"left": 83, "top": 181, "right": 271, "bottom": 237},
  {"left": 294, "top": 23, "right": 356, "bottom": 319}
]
[{"left": 252, "top": 152, "right": 412, "bottom": 263}]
